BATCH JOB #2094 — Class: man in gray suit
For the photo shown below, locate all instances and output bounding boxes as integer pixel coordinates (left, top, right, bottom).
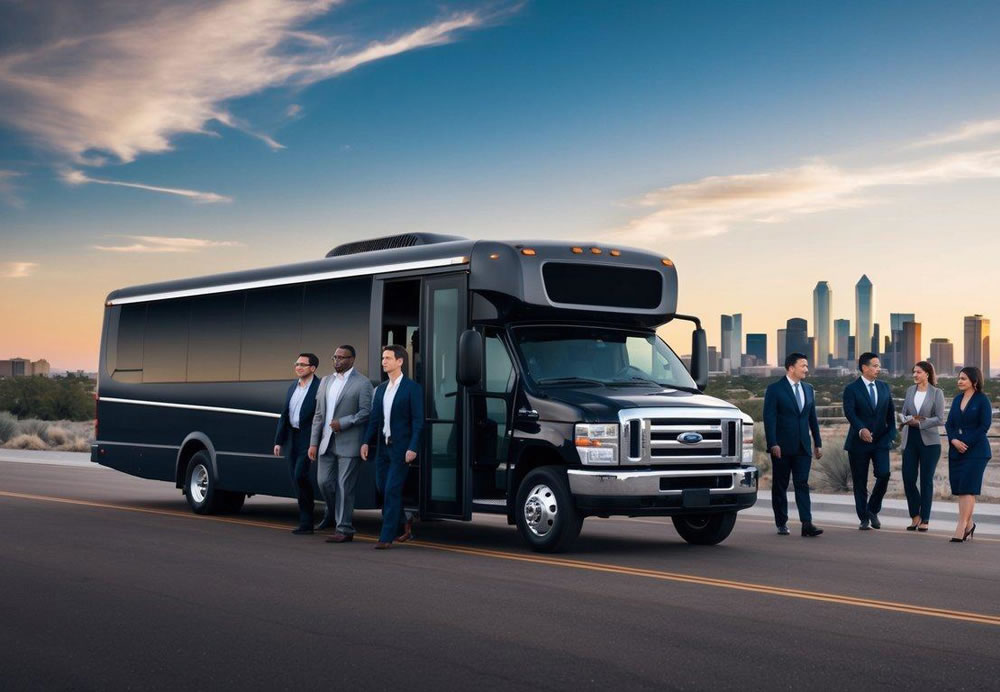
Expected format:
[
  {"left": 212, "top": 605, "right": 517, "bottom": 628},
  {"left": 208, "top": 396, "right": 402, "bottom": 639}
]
[{"left": 308, "top": 345, "right": 374, "bottom": 542}]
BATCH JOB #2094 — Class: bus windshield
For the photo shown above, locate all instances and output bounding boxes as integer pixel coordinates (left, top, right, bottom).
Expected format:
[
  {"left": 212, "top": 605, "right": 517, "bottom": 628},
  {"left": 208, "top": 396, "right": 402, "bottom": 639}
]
[{"left": 511, "top": 325, "right": 697, "bottom": 390}]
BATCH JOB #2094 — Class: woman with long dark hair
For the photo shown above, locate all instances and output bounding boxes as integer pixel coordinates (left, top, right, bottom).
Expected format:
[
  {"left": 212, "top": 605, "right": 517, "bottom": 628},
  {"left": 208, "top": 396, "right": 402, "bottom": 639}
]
[
  {"left": 899, "top": 361, "right": 945, "bottom": 531},
  {"left": 944, "top": 366, "right": 992, "bottom": 542}
]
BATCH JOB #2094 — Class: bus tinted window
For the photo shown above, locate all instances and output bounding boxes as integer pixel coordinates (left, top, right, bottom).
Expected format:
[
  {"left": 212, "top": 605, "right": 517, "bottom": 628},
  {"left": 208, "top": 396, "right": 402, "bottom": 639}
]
[
  {"left": 143, "top": 300, "right": 191, "bottom": 383},
  {"left": 116, "top": 303, "right": 146, "bottom": 371},
  {"left": 240, "top": 285, "right": 303, "bottom": 381},
  {"left": 302, "top": 278, "right": 371, "bottom": 377},
  {"left": 188, "top": 292, "right": 243, "bottom": 382},
  {"left": 542, "top": 263, "right": 663, "bottom": 309}
]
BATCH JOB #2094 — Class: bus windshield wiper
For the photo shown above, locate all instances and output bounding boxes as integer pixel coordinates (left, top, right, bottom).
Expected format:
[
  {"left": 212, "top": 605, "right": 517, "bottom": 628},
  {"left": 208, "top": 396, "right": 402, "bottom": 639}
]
[
  {"left": 608, "top": 377, "right": 661, "bottom": 387},
  {"left": 534, "top": 376, "right": 607, "bottom": 387}
]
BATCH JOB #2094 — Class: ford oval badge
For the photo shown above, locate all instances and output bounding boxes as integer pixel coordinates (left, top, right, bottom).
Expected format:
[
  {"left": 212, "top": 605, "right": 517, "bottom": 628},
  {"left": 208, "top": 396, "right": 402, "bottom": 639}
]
[{"left": 678, "top": 432, "right": 703, "bottom": 444}]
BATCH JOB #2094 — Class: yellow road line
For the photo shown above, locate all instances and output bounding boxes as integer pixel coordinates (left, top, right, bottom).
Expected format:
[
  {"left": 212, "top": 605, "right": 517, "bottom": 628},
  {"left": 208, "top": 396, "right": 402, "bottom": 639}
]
[{"left": 2, "top": 489, "right": 998, "bottom": 626}]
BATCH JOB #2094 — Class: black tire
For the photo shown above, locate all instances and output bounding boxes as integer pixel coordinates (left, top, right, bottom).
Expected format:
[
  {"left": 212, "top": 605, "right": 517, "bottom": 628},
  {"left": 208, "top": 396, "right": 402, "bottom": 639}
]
[
  {"left": 183, "top": 451, "right": 220, "bottom": 515},
  {"left": 218, "top": 491, "right": 246, "bottom": 514},
  {"left": 515, "top": 467, "right": 583, "bottom": 553},
  {"left": 672, "top": 511, "right": 737, "bottom": 545}
]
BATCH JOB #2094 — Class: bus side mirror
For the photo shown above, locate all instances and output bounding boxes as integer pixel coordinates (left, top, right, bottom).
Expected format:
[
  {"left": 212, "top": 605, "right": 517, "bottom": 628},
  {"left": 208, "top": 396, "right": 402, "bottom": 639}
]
[
  {"left": 690, "top": 328, "right": 708, "bottom": 391},
  {"left": 457, "top": 329, "right": 484, "bottom": 387}
]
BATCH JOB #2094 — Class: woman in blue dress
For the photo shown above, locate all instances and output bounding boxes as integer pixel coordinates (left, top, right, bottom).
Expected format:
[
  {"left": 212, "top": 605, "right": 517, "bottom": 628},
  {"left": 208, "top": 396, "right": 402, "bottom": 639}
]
[{"left": 944, "top": 366, "right": 993, "bottom": 542}]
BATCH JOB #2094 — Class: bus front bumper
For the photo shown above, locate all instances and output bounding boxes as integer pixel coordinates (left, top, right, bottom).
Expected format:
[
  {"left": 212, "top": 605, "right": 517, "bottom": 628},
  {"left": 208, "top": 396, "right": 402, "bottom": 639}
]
[{"left": 567, "top": 467, "right": 758, "bottom": 516}]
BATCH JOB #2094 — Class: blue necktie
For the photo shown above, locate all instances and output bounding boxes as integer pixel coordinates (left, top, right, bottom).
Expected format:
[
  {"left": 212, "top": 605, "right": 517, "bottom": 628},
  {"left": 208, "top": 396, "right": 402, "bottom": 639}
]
[
  {"left": 794, "top": 383, "right": 804, "bottom": 411},
  {"left": 868, "top": 382, "right": 876, "bottom": 406}
]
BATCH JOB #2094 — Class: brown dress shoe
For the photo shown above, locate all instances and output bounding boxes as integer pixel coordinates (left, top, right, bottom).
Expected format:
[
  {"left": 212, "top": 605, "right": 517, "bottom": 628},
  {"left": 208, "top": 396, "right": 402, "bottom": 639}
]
[
  {"left": 373, "top": 542, "right": 390, "bottom": 550},
  {"left": 325, "top": 532, "right": 354, "bottom": 543}
]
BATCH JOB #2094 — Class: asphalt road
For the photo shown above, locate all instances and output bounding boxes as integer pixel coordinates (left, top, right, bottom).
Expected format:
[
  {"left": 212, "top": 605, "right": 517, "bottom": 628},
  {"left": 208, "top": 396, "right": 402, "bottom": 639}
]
[{"left": 2, "top": 456, "right": 998, "bottom": 691}]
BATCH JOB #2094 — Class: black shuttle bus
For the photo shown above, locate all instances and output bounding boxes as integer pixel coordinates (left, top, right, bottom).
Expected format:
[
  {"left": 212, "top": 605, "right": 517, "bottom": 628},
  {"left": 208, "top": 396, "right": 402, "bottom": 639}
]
[{"left": 94, "top": 233, "right": 757, "bottom": 551}]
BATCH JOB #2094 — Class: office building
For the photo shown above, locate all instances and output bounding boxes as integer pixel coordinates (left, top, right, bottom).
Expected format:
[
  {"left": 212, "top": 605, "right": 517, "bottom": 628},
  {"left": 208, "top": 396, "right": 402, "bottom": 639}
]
[
  {"left": 31, "top": 359, "right": 50, "bottom": 376},
  {"left": 746, "top": 333, "right": 767, "bottom": 365},
  {"left": 731, "top": 314, "right": 743, "bottom": 373},
  {"left": 720, "top": 315, "right": 733, "bottom": 371},
  {"left": 900, "top": 321, "right": 922, "bottom": 375},
  {"left": 777, "top": 329, "right": 787, "bottom": 365},
  {"left": 872, "top": 322, "right": 880, "bottom": 354},
  {"left": 848, "top": 336, "right": 856, "bottom": 363},
  {"left": 964, "top": 315, "right": 991, "bottom": 377},
  {"left": 834, "top": 319, "right": 851, "bottom": 361},
  {"left": 813, "top": 281, "right": 832, "bottom": 367},
  {"left": 855, "top": 275, "right": 874, "bottom": 359},
  {"left": 786, "top": 318, "right": 808, "bottom": 360},
  {"left": 708, "top": 346, "right": 720, "bottom": 373},
  {"left": 929, "top": 338, "right": 954, "bottom": 376}
]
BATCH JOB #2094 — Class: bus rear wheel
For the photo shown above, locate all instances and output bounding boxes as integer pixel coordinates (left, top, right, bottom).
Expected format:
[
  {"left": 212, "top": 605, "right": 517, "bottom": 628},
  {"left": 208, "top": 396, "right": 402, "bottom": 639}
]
[
  {"left": 672, "top": 511, "right": 737, "bottom": 545},
  {"left": 515, "top": 467, "right": 583, "bottom": 553},
  {"left": 184, "top": 451, "right": 221, "bottom": 515}
]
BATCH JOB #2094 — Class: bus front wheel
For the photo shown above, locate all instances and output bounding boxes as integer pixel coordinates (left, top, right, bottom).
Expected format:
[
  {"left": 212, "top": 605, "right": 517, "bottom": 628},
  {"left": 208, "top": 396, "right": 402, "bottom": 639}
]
[
  {"left": 515, "top": 467, "right": 583, "bottom": 553},
  {"left": 184, "top": 451, "right": 221, "bottom": 515},
  {"left": 672, "top": 511, "right": 737, "bottom": 545}
]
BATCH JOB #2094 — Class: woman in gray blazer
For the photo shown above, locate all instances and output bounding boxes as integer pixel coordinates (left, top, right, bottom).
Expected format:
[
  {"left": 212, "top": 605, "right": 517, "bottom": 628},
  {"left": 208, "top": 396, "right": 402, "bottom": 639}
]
[{"left": 899, "top": 361, "right": 946, "bottom": 531}]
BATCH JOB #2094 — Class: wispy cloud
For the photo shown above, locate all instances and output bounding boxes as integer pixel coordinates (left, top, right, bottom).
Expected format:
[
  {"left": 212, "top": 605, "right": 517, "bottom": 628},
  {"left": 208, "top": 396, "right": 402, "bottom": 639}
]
[
  {"left": 0, "top": 1, "right": 509, "bottom": 164},
  {"left": 908, "top": 119, "right": 1000, "bottom": 149},
  {"left": 93, "top": 235, "right": 244, "bottom": 253},
  {"left": 616, "top": 148, "right": 1000, "bottom": 242},
  {"left": 1, "top": 261, "right": 38, "bottom": 278},
  {"left": 60, "top": 169, "right": 231, "bottom": 203},
  {"left": 0, "top": 169, "right": 24, "bottom": 208}
]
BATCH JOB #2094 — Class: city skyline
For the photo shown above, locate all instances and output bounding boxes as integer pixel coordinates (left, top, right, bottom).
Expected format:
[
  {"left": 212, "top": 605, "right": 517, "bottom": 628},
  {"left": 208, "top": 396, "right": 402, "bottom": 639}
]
[{"left": 3, "top": 2, "right": 1000, "bottom": 370}]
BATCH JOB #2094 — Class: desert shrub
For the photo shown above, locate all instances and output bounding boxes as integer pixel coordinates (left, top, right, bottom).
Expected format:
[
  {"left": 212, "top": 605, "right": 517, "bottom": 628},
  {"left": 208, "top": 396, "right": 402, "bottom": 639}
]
[
  {"left": 814, "top": 443, "right": 852, "bottom": 493},
  {"left": 17, "top": 419, "right": 50, "bottom": 441},
  {"left": 57, "top": 436, "right": 91, "bottom": 452},
  {"left": 0, "top": 411, "right": 17, "bottom": 443},
  {"left": 3, "top": 434, "right": 48, "bottom": 450},
  {"left": 46, "top": 426, "right": 70, "bottom": 446}
]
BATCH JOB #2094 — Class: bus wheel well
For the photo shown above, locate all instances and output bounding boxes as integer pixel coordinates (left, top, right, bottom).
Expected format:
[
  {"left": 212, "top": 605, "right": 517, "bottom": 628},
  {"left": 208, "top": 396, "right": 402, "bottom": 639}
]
[
  {"left": 507, "top": 447, "right": 566, "bottom": 524},
  {"left": 176, "top": 441, "right": 209, "bottom": 489}
]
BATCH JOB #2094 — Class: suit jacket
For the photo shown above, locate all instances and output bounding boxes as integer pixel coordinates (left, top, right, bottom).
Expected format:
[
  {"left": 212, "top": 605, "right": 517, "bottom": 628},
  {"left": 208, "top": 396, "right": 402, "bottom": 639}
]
[
  {"left": 900, "top": 384, "right": 946, "bottom": 448},
  {"left": 763, "top": 377, "right": 822, "bottom": 456},
  {"left": 842, "top": 377, "right": 896, "bottom": 452},
  {"left": 274, "top": 377, "right": 320, "bottom": 450},
  {"left": 363, "top": 375, "right": 424, "bottom": 461},
  {"left": 945, "top": 392, "right": 993, "bottom": 461},
  {"left": 310, "top": 369, "right": 374, "bottom": 456}
]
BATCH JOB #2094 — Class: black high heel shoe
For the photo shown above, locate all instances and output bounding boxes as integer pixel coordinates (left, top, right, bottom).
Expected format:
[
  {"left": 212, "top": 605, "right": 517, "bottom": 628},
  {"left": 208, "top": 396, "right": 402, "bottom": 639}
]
[{"left": 964, "top": 523, "right": 977, "bottom": 541}]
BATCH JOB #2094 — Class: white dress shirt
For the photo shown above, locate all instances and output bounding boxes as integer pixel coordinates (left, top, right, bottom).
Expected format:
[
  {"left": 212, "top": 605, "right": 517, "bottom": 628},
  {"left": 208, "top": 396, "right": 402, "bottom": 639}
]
[
  {"left": 913, "top": 389, "right": 927, "bottom": 413},
  {"left": 320, "top": 368, "right": 353, "bottom": 451},
  {"left": 861, "top": 376, "right": 877, "bottom": 405},
  {"left": 382, "top": 375, "right": 403, "bottom": 440},
  {"left": 288, "top": 376, "right": 314, "bottom": 429}
]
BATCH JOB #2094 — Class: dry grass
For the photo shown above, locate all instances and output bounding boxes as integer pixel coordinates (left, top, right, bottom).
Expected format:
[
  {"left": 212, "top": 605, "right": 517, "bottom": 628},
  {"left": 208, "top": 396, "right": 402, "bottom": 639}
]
[
  {"left": 46, "top": 426, "right": 70, "bottom": 446},
  {"left": 0, "top": 411, "right": 16, "bottom": 443},
  {"left": 55, "top": 436, "right": 91, "bottom": 452},
  {"left": 3, "top": 434, "right": 48, "bottom": 450}
]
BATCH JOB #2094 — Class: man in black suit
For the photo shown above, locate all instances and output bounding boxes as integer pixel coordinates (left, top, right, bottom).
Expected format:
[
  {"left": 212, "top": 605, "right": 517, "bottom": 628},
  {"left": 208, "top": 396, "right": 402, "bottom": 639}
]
[
  {"left": 273, "top": 353, "right": 321, "bottom": 534},
  {"left": 842, "top": 352, "right": 896, "bottom": 530},
  {"left": 763, "top": 352, "right": 824, "bottom": 537}
]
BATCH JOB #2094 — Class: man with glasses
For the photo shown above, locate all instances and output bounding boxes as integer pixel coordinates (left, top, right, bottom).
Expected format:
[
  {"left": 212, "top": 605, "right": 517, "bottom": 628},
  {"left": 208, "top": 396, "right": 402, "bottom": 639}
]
[
  {"left": 308, "top": 345, "right": 373, "bottom": 542},
  {"left": 274, "top": 353, "right": 321, "bottom": 534}
]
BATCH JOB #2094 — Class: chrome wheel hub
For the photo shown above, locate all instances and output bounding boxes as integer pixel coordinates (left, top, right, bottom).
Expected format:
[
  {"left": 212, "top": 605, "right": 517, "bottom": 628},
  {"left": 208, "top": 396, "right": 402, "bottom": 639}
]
[
  {"left": 190, "top": 463, "right": 209, "bottom": 504},
  {"left": 523, "top": 483, "right": 558, "bottom": 537}
]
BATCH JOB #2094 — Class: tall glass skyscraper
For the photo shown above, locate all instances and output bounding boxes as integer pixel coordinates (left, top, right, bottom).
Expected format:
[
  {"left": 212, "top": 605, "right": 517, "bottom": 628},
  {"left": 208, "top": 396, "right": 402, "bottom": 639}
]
[
  {"left": 786, "top": 318, "right": 808, "bottom": 360},
  {"left": 964, "top": 315, "right": 991, "bottom": 378},
  {"left": 855, "top": 275, "right": 874, "bottom": 358},
  {"left": 746, "top": 333, "right": 767, "bottom": 364},
  {"left": 813, "top": 281, "right": 832, "bottom": 367},
  {"left": 834, "top": 319, "right": 851, "bottom": 361}
]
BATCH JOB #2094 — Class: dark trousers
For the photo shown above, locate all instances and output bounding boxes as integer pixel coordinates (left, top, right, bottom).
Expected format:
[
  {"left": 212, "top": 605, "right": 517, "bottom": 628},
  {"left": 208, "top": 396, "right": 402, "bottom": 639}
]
[
  {"left": 286, "top": 434, "right": 314, "bottom": 529},
  {"left": 902, "top": 435, "right": 940, "bottom": 523},
  {"left": 848, "top": 448, "right": 890, "bottom": 520},
  {"left": 771, "top": 453, "right": 813, "bottom": 525},
  {"left": 375, "top": 444, "right": 408, "bottom": 543}
]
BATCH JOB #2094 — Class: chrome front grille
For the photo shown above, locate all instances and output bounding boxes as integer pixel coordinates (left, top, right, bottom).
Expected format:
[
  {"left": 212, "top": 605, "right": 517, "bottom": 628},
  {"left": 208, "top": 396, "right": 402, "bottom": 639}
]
[{"left": 620, "top": 408, "right": 742, "bottom": 465}]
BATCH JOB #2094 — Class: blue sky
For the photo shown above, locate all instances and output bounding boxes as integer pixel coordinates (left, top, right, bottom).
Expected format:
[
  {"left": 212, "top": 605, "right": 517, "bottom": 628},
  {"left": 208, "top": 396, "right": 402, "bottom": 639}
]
[{"left": 2, "top": 0, "right": 999, "bottom": 369}]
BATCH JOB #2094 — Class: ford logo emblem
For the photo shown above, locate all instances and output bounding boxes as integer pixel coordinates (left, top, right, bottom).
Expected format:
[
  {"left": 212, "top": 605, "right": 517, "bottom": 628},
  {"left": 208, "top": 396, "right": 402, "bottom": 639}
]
[{"left": 678, "top": 432, "right": 703, "bottom": 444}]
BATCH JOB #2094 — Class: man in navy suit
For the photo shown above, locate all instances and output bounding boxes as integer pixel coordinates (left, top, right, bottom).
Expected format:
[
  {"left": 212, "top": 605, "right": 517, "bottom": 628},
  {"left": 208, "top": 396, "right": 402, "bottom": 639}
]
[
  {"left": 361, "top": 345, "right": 424, "bottom": 549},
  {"left": 763, "top": 352, "right": 824, "bottom": 537},
  {"left": 273, "top": 353, "right": 321, "bottom": 534},
  {"left": 842, "top": 352, "right": 896, "bottom": 530}
]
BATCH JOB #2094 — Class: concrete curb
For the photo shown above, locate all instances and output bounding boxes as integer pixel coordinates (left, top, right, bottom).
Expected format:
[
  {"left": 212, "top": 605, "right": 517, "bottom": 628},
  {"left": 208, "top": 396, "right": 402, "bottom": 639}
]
[{"left": 758, "top": 489, "right": 1000, "bottom": 527}]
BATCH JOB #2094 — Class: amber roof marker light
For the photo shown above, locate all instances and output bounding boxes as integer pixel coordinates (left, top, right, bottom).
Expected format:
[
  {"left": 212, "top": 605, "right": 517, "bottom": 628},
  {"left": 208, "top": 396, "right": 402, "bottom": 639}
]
[
  {"left": 590, "top": 247, "right": 602, "bottom": 255},
  {"left": 489, "top": 253, "right": 500, "bottom": 260},
  {"left": 521, "top": 248, "right": 536, "bottom": 256},
  {"left": 571, "top": 247, "right": 584, "bottom": 254},
  {"left": 610, "top": 249, "right": 621, "bottom": 257},
  {"left": 661, "top": 258, "right": 673, "bottom": 266}
]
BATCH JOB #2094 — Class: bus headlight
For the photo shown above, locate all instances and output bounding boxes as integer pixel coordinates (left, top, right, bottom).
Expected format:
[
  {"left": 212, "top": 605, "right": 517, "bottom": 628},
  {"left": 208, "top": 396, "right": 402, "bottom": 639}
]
[
  {"left": 742, "top": 421, "right": 755, "bottom": 466},
  {"left": 575, "top": 423, "right": 619, "bottom": 465}
]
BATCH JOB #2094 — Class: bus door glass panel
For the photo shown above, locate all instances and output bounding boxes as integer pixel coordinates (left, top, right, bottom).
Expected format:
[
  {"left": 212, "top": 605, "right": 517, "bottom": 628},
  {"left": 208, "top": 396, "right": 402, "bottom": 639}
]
[
  {"left": 421, "top": 273, "right": 468, "bottom": 519},
  {"left": 470, "top": 330, "right": 514, "bottom": 499}
]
